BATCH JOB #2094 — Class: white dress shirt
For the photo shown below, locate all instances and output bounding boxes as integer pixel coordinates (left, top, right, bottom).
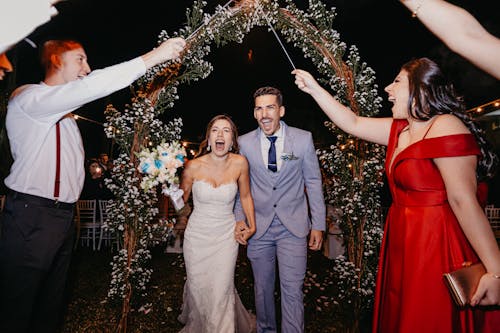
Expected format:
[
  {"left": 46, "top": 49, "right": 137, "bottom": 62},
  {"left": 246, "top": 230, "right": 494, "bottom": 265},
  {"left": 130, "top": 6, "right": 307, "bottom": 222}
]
[
  {"left": 5, "top": 57, "right": 146, "bottom": 203},
  {"left": 260, "top": 121, "right": 285, "bottom": 172}
]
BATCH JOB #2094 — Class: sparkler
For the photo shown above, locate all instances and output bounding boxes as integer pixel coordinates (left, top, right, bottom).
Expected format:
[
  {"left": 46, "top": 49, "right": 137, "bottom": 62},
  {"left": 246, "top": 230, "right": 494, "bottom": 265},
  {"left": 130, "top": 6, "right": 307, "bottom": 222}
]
[{"left": 257, "top": 4, "right": 296, "bottom": 70}]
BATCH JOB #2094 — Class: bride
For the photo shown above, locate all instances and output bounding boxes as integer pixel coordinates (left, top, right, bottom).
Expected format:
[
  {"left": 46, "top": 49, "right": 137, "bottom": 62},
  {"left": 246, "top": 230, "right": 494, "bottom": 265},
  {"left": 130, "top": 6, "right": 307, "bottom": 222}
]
[{"left": 178, "top": 114, "right": 257, "bottom": 333}]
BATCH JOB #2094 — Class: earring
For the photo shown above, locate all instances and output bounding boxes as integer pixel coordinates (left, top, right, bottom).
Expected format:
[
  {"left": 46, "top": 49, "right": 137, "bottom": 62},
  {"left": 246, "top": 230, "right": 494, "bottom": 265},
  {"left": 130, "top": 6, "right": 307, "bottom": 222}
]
[
  {"left": 207, "top": 144, "right": 211, "bottom": 151},
  {"left": 229, "top": 145, "right": 233, "bottom": 152}
]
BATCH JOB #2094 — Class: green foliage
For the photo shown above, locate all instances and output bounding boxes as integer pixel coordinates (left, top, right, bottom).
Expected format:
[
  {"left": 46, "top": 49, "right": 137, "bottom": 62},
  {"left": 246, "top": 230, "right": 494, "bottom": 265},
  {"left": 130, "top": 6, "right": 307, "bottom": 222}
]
[{"left": 104, "top": 1, "right": 386, "bottom": 330}]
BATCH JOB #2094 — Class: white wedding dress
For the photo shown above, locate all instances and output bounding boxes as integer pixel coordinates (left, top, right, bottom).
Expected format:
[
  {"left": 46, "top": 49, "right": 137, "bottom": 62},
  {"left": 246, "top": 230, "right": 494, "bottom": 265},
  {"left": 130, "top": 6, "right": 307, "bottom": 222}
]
[{"left": 178, "top": 180, "right": 256, "bottom": 333}]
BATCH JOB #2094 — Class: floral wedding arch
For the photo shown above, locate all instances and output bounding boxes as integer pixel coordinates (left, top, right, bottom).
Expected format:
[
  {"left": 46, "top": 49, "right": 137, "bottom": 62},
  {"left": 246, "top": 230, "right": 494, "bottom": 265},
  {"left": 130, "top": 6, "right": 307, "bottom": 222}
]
[{"left": 103, "top": 0, "right": 385, "bottom": 331}]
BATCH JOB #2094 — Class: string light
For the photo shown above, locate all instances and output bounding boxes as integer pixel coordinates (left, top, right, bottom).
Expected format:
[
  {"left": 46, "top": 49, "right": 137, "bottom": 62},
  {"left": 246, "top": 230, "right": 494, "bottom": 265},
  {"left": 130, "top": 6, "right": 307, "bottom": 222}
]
[
  {"left": 467, "top": 98, "right": 500, "bottom": 117},
  {"left": 71, "top": 114, "right": 104, "bottom": 126},
  {"left": 71, "top": 116, "right": 202, "bottom": 151}
]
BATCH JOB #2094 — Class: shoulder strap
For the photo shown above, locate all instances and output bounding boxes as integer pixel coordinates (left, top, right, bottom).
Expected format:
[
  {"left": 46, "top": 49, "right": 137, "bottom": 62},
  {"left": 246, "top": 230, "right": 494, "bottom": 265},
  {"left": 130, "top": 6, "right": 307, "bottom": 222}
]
[{"left": 422, "top": 117, "right": 438, "bottom": 139}]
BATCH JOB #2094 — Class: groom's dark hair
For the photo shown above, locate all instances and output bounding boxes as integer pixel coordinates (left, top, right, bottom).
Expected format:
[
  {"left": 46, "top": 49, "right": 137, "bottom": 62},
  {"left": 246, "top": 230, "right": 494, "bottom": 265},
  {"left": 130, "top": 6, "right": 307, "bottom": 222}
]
[{"left": 253, "top": 86, "right": 283, "bottom": 106}]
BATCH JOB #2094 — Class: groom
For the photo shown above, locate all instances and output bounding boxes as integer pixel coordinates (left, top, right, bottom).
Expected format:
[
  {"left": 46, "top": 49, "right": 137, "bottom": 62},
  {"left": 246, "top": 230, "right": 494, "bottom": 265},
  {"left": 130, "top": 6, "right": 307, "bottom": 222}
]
[{"left": 235, "top": 86, "right": 326, "bottom": 332}]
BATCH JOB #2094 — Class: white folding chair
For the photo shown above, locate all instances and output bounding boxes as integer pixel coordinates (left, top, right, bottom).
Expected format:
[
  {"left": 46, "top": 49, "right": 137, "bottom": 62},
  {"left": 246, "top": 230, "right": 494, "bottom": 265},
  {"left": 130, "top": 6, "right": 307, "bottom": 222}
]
[
  {"left": 77, "top": 199, "right": 99, "bottom": 250},
  {"left": 485, "top": 206, "right": 500, "bottom": 239},
  {"left": 97, "top": 199, "right": 120, "bottom": 251}
]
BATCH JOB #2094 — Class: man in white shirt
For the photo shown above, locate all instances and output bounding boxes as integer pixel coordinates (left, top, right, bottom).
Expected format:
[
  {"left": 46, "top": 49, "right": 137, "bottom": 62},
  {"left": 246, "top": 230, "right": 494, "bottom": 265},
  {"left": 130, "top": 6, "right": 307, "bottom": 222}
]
[{"left": 0, "top": 36, "right": 185, "bottom": 332}]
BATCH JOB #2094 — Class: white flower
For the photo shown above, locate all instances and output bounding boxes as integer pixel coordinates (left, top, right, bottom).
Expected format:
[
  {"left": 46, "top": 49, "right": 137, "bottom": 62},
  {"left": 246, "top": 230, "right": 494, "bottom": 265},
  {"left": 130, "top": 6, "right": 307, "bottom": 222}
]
[
  {"left": 281, "top": 152, "right": 299, "bottom": 161},
  {"left": 137, "top": 141, "right": 187, "bottom": 192}
]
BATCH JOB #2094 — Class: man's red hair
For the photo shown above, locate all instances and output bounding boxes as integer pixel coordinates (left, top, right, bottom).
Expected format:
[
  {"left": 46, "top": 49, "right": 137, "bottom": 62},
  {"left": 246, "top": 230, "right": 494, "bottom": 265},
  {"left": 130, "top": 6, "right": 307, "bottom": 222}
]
[{"left": 40, "top": 40, "right": 83, "bottom": 72}]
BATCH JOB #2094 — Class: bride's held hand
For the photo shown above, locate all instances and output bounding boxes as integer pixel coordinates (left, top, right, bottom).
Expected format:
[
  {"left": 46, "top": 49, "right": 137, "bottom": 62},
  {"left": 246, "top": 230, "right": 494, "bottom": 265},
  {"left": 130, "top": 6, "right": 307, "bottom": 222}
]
[
  {"left": 234, "top": 221, "right": 254, "bottom": 245},
  {"left": 242, "top": 227, "right": 255, "bottom": 240},
  {"left": 177, "top": 202, "right": 191, "bottom": 217}
]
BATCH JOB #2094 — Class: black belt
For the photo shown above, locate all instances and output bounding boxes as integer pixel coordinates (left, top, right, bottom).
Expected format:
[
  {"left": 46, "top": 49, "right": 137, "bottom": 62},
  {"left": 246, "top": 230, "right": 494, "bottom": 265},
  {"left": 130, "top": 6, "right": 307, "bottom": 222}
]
[{"left": 8, "top": 190, "right": 75, "bottom": 211}]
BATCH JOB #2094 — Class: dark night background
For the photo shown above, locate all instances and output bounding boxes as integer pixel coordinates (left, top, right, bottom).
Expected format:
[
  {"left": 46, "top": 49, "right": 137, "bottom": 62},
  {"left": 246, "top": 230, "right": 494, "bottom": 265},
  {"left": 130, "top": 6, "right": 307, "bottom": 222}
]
[{"left": 2, "top": 0, "right": 499, "bottom": 159}]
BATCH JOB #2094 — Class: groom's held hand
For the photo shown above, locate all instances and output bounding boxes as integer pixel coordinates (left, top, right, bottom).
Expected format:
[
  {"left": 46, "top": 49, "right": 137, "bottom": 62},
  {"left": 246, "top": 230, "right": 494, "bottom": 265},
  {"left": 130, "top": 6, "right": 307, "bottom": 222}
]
[{"left": 235, "top": 220, "right": 249, "bottom": 245}]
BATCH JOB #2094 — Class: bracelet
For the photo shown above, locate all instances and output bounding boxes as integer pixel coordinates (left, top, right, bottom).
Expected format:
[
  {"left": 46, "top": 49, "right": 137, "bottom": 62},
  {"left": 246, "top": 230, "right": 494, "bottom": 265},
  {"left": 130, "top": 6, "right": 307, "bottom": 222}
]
[{"left": 411, "top": 0, "right": 425, "bottom": 18}]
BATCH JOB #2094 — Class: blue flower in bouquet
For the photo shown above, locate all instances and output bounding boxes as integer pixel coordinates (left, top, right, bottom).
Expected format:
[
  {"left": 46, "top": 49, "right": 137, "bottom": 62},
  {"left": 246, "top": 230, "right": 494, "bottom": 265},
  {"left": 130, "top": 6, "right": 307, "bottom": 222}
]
[
  {"left": 157, "top": 142, "right": 185, "bottom": 171},
  {"left": 137, "top": 141, "right": 187, "bottom": 191},
  {"left": 176, "top": 154, "right": 185, "bottom": 163},
  {"left": 141, "top": 162, "right": 151, "bottom": 174},
  {"left": 154, "top": 159, "right": 163, "bottom": 169},
  {"left": 138, "top": 150, "right": 159, "bottom": 175}
]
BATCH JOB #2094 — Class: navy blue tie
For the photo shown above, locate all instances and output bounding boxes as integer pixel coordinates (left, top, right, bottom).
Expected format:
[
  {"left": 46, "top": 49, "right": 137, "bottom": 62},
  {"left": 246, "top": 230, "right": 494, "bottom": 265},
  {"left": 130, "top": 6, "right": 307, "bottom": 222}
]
[{"left": 267, "top": 136, "right": 277, "bottom": 172}]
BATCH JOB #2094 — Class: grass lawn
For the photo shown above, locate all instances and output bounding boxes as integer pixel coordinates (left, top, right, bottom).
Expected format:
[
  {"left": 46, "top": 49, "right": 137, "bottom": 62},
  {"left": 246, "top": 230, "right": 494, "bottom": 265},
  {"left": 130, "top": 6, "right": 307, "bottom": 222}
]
[{"left": 61, "top": 244, "right": 372, "bottom": 332}]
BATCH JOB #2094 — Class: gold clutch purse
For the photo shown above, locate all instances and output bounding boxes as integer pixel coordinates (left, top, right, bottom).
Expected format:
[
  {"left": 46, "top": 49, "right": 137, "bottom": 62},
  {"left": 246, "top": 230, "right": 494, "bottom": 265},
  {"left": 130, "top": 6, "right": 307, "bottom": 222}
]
[{"left": 443, "top": 262, "right": 485, "bottom": 307}]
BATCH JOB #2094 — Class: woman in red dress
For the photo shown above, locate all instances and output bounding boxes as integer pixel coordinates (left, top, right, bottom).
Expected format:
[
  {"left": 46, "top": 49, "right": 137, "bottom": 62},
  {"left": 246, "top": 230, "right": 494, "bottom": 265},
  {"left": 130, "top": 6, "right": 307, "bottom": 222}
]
[{"left": 293, "top": 58, "right": 500, "bottom": 332}]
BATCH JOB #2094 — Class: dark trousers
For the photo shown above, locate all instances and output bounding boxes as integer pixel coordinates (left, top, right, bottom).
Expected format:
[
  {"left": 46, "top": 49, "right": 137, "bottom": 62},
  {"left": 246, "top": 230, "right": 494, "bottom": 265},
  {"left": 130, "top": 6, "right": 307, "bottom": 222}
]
[{"left": 0, "top": 191, "right": 75, "bottom": 333}]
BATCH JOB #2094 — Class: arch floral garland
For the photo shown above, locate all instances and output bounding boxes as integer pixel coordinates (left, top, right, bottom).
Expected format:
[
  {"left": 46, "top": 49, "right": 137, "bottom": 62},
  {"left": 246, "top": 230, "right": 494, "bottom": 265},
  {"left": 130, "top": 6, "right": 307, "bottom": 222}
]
[{"left": 103, "top": 0, "right": 385, "bottom": 331}]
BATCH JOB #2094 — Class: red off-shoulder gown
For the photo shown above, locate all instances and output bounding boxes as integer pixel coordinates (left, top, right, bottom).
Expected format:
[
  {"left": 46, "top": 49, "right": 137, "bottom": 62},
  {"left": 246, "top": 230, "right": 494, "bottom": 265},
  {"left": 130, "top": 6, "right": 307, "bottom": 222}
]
[{"left": 372, "top": 119, "right": 500, "bottom": 332}]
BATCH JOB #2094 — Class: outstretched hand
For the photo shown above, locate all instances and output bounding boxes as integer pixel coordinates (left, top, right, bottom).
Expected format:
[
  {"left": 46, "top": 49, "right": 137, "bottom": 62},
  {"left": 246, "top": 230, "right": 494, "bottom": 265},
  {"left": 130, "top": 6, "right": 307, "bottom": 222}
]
[
  {"left": 157, "top": 37, "right": 186, "bottom": 62},
  {"left": 142, "top": 37, "right": 186, "bottom": 69},
  {"left": 292, "top": 69, "right": 321, "bottom": 95},
  {"left": 50, "top": 0, "right": 65, "bottom": 6}
]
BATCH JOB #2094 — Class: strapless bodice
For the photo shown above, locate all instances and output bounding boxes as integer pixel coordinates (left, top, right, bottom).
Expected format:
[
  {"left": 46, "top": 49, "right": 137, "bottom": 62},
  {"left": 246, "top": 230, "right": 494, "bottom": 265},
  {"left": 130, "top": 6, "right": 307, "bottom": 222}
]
[{"left": 190, "top": 180, "right": 238, "bottom": 220}]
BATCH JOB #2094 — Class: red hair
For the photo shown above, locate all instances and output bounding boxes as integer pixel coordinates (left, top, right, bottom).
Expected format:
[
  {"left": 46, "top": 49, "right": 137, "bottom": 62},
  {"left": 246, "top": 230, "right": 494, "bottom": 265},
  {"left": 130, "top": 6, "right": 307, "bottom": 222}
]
[{"left": 40, "top": 40, "right": 83, "bottom": 72}]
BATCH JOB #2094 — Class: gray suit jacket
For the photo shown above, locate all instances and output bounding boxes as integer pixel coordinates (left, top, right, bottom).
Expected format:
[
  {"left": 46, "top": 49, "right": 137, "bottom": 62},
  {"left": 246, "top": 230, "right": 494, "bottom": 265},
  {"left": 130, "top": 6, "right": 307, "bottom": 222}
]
[{"left": 234, "top": 122, "right": 326, "bottom": 239}]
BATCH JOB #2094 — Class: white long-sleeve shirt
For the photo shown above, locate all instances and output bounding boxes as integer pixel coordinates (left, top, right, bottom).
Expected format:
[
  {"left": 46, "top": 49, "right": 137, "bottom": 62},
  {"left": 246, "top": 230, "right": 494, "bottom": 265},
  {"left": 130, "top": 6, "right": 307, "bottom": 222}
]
[
  {"left": 5, "top": 57, "right": 146, "bottom": 203},
  {"left": 259, "top": 121, "right": 285, "bottom": 172}
]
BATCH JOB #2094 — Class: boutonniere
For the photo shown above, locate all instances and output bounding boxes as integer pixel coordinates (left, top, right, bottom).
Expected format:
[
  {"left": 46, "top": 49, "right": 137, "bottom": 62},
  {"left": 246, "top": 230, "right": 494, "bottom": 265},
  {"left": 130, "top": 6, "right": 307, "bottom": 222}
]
[{"left": 281, "top": 152, "right": 299, "bottom": 161}]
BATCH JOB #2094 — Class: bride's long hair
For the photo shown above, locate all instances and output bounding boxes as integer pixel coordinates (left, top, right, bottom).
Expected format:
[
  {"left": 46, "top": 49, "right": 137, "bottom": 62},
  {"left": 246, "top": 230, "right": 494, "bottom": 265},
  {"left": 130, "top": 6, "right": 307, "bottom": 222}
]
[{"left": 196, "top": 114, "right": 240, "bottom": 158}]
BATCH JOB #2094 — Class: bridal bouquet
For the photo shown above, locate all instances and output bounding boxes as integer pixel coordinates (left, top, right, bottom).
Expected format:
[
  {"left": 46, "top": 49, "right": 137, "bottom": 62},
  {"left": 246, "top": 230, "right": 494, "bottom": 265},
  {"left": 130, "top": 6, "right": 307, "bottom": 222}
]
[{"left": 137, "top": 141, "right": 186, "bottom": 210}]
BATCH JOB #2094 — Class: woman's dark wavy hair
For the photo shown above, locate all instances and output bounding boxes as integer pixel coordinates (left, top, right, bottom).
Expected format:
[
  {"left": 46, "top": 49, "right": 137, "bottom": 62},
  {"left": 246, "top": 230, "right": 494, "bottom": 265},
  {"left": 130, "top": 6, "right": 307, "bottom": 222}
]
[
  {"left": 196, "top": 114, "right": 240, "bottom": 158},
  {"left": 402, "top": 57, "right": 497, "bottom": 181}
]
